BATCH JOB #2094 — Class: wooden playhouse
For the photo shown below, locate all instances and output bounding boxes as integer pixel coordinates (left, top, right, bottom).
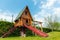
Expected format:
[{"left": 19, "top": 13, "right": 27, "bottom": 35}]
[{"left": 14, "top": 6, "right": 33, "bottom": 27}]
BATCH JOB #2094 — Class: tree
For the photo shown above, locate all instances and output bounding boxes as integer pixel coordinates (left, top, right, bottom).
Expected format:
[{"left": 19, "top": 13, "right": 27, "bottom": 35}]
[
  {"left": 45, "top": 15, "right": 60, "bottom": 32},
  {"left": 0, "top": 20, "right": 13, "bottom": 36}
]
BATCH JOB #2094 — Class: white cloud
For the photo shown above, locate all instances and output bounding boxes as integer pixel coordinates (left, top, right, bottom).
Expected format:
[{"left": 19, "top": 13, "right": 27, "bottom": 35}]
[
  {"left": 33, "top": 9, "right": 51, "bottom": 22},
  {"left": 34, "top": 0, "right": 60, "bottom": 21},
  {"left": 33, "top": 0, "right": 60, "bottom": 27},
  {"left": 32, "top": 0, "right": 41, "bottom": 5},
  {"left": 41, "top": 0, "right": 56, "bottom": 9},
  {"left": 56, "top": 0, "right": 60, "bottom": 4},
  {"left": 32, "top": 0, "right": 37, "bottom": 5},
  {"left": 53, "top": 8, "right": 60, "bottom": 17},
  {"left": 45, "top": 0, "right": 56, "bottom": 8},
  {"left": 0, "top": 9, "right": 17, "bottom": 22}
]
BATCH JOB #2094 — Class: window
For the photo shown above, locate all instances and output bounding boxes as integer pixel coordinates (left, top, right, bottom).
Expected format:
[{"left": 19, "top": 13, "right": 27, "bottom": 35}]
[{"left": 25, "top": 11, "right": 27, "bottom": 15}]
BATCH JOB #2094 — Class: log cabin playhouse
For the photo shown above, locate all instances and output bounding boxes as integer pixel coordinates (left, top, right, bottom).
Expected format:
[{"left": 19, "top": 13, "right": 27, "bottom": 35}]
[
  {"left": 14, "top": 6, "right": 33, "bottom": 37},
  {"left": 14, "top": 6, "right": 33, "bottom": 27},
  {"left": 2, "top": 6, "right": 48, "bottom": 38}
]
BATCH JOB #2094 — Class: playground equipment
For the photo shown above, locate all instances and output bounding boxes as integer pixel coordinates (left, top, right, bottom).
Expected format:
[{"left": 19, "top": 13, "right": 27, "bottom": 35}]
[
  {"left": 2, "top": 6, "right": 48, "bottom": 38},
  {"left": 33, "top": 21, "right": 43, "bottom": 32}
]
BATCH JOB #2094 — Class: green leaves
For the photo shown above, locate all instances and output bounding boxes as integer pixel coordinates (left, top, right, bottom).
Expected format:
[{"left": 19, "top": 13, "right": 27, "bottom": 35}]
[{"left": 0, "top": 21, "right": 13, "bottom": 37}]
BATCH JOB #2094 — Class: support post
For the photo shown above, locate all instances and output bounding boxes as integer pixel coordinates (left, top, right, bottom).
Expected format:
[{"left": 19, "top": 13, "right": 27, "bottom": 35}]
[
  {"left": 20, "top": 27, "right": 26, "bottom": 37},
  {"left": 39, "top": 22, "right": 43, "bottom": 32}
]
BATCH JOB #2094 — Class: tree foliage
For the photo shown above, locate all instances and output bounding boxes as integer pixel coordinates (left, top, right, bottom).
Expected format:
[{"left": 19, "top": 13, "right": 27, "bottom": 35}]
[{"left": 0, "top": 21, "right": 13, "bottom": 36}]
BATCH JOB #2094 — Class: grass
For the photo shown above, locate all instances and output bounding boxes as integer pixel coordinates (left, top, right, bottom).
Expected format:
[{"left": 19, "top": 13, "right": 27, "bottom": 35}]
[{"left": 0, "top": 31, "right": 60, "bottom": 40}]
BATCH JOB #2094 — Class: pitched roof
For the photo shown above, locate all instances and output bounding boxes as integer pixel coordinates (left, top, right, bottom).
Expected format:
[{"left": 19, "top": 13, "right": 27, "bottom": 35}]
[
  {"left": 15, "top": 6, "right": 26, "bottom": 21},
  {"left": 15, "top": 6, "right": 33, "bottom": 21}
]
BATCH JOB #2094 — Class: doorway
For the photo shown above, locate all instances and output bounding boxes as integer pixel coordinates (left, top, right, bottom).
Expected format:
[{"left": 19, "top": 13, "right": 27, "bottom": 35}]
[{"left": 25, "top": 19, "right": 29, "bottom": 25}]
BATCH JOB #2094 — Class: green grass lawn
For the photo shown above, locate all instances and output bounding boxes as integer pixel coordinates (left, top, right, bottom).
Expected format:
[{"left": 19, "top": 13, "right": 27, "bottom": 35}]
[{"left": 0, "top": 31, "right": 60, "bottom": 40}]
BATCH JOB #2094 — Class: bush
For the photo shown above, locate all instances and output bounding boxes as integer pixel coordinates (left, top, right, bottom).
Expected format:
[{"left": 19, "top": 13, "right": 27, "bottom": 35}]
[
  {"left": 0, "top": 21, "right": 13, "bottom": 37},
  {"left": 8, "top": 28, "right": 20, "bottom": 37},
  {"left": 43, "top": 28, "right": 52, "bottom": 33},
  {"left": 36, "top": 27, "right": 52, "bottom": 33},
  {"left": 25, "top": 28, "right": 35, "bottom": 36}
]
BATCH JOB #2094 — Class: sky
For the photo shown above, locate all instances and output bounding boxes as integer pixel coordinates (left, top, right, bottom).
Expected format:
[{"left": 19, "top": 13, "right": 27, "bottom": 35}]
[{"left": 0, "top": 0, "right": 60, "bottom": 23}]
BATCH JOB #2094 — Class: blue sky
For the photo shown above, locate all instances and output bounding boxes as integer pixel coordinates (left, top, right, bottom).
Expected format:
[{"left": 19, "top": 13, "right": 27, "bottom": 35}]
[{"left": 0, "top": 0, "right": 60, "bottom": 22}]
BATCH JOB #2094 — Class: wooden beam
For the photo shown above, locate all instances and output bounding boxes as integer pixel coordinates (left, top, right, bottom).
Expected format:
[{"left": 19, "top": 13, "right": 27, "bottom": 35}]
[{"left": 33, "top": 21, "right": 43, "bottom": 32}]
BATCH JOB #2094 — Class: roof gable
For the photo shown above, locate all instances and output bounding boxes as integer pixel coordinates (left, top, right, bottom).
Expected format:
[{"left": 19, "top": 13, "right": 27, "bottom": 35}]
[{"left": 15, "top": 6, "right": 33, "bottom": 21}]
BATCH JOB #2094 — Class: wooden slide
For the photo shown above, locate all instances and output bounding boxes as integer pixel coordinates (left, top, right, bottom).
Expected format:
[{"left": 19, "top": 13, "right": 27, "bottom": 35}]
[{"left": 24, "top": 24, "right": 48, "bottom": 37}]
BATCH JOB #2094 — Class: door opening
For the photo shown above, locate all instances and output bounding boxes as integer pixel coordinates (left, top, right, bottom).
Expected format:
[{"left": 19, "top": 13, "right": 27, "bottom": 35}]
[{"left": 25, "top": 19, "right": 29, "bottom": 25}]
